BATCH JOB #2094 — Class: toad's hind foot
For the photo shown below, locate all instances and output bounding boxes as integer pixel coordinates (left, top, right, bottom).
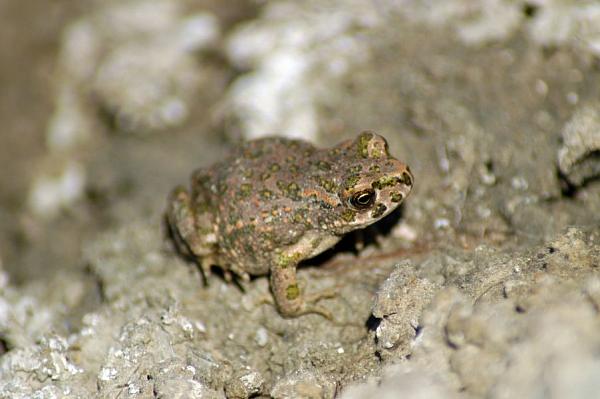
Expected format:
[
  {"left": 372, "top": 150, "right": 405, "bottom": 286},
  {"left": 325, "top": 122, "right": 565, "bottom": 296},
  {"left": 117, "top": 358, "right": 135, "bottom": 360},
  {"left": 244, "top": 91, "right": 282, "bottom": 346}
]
[
  {"left": 304, "top": 287, "right": 337, "bottom": 303},
  {"left": 295, "top": 287, "right": 339, "bottom": 319},
  {"left": 269, "top": 265, "right": 338, "bottom": 319},
  {"left": 255, "top": 291, "right": 335, "bottom": 320},
  {"left": 294, "top": 301, "right": 334, "bottom": 320}
]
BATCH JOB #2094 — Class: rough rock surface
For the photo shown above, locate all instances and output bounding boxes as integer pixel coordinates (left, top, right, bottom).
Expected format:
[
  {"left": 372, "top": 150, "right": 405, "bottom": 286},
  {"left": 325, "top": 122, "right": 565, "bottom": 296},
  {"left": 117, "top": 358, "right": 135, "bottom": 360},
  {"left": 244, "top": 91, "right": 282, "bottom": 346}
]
[
  {"left": 1, "top": 1, "right": 600, "bottom": 398},
  {"left": 558, "top": 101, "right": 600, "bottom": 186}
]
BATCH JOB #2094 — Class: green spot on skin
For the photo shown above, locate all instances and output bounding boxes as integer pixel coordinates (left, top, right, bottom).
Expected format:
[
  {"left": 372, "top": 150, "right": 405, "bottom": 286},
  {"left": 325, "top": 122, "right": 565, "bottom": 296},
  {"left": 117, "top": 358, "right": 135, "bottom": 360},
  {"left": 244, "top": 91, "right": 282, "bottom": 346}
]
[
  {"left": 261, "top": 231, "right": 275, "bottom": 243},
  {"left": 318, "top": 177, "right": 336, "bottom": 193},
  {"left": 197, "top": 225, "right": 213, "bottom": 235},
  {"left": 390, "top": 192, "right": 404, "bottom": 203},
  {"left": 341, "top": 209, "right": 357, "bottom": 222},
  {"left": 245, "top": 149, "right": 263, "bottom": 159},
  {"left": 195, "top": 202, "right": 210, "bottom": 213},
  {"left": 371, "top": 203, "right": 387, "bottom": 219},
  {"left": 372, "top": 176, "right": 400, "bottom": 190},
  {"left": 344, "top": 174, "right": 361, "bottom": 190},
  {"left": 289, "top": 164, "right": 299, "bottom": 173},
  {"left": 260, "top": 189, "right": 273, "bottom": 199},
  {"left": 317, "top": 161, "right": 331, "bottom": 171},
  {"left": 237, "top": 183, "right": 252, "bottom": 198},
  {"left": 218, "top": 181, "right": 228, "bottom": 195},
  {"left": 357, "top": 132, "right": 374, "bottom": 158},
  {"left": 277, "top": 252, "right": 303, "bottom": 268},
  {"left": 369, "top": 165, "right": 381, "bottom": 173},
  {"left": 310, "top": 238, "right": 322, "bottom": 249},
  {"left": 286, "top": 284, "right": 300, "bottom": 300},
  {"left": 270, "top": 163, "right": 281, "bottom": 172},
  {"left": 227, "top": 214, "right": 237, "bottom": 224},
  {"left": 261, "top": 172, "right": 271, "bottom": 181},
  {"left": 282, "top": 182, "right": 301, "bottom": 200},
  {"left": 293, "top": 208, "right": 310, "bottom": 226},
  {"left": 370, "top": 143, "right": 389, "bottom": 159},
  {"left": 349, "top": 165, "right": 362, "bottom": 174}
]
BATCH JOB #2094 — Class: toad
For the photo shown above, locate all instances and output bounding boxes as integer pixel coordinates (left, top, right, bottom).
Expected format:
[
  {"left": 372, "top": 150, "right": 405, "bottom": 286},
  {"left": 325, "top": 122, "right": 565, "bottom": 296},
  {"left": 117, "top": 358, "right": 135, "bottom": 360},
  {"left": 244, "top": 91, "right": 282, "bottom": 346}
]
[{"left": 166, "top": 131, "right": 413, "bottom": 318}]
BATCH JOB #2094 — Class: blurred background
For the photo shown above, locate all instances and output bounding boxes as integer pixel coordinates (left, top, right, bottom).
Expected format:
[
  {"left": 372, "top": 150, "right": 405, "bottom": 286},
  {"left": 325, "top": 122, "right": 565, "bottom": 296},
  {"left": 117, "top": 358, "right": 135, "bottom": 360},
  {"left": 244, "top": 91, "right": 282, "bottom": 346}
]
[
  {"left": 1, "top": 0, "right": 600, "bottom": 397},
  {"left": 0, "top": 0, "right": 600, "bottom": 304},
  {"left": 0, "top": 0, "right": 600, "bottom": 290},
  {"left": 2, "top": 0, "right": 599, "bottom": 284}
]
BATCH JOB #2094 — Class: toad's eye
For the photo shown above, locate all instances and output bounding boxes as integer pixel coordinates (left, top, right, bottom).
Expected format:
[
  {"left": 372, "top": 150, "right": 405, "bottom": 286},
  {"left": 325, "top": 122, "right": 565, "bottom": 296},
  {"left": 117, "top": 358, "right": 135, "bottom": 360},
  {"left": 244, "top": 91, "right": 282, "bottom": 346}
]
[{"left": 350, "top": 189, "right": 376, "bottom": 210}]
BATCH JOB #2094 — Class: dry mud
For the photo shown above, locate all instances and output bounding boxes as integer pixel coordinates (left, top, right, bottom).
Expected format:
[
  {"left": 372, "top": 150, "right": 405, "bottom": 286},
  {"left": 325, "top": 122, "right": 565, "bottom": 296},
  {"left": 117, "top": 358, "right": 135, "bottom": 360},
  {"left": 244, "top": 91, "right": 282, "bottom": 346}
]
[{"left": 1, "top": 1, "right": 599, "bottom": 398}]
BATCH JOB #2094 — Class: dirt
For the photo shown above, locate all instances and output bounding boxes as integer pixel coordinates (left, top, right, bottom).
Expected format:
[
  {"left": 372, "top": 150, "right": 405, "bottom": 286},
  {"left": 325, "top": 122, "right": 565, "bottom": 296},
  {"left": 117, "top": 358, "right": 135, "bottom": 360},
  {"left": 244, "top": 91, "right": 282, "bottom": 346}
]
[{"left": 1, "top": 1, "right": 599, "bottom": 398}]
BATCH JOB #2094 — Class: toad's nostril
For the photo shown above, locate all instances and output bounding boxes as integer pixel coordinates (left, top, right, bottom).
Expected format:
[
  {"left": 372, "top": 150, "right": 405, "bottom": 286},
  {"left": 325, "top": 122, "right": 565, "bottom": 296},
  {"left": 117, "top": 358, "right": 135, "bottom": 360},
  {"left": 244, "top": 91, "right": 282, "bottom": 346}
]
[
  {"left": 390, "top": 192, "right": 404, "bottom": 203},
  {"left": 371, "top": 203, "right": 387, "bottom": 219},
  {"left": 401, "top": 171, "right": 413, "bottom": 187}
]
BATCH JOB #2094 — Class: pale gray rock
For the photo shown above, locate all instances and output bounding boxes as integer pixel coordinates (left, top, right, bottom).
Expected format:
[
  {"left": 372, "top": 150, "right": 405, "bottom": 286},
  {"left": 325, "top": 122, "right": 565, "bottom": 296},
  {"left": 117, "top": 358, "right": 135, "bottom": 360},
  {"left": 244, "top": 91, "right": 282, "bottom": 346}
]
[
  {"left": 270, "top": 368, "right": 337, "bottom": 399},
  {"left": 371, "top": 261, "right": 439, "bottom": 358},
  {"left": 558, "top": 102, "right": 600, "bottom": 186}
]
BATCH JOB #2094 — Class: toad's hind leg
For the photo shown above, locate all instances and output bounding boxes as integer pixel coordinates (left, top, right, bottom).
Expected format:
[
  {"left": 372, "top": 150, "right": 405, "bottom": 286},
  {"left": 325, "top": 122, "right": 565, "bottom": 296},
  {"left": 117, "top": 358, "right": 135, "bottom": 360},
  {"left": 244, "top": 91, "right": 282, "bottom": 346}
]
[
  {"left": 269, "top": 264, "right": 335, "bottom": 319},
  {"left": 166, "top": 185, "right": 217, "bottom": 279}
]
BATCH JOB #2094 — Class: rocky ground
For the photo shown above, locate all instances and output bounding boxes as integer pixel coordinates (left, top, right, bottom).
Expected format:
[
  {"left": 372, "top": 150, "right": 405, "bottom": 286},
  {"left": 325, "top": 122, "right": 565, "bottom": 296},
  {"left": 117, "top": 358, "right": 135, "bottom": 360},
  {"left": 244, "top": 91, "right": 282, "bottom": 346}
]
[{"left": 1, "top": 1, "right": 599, "bottom": 398}]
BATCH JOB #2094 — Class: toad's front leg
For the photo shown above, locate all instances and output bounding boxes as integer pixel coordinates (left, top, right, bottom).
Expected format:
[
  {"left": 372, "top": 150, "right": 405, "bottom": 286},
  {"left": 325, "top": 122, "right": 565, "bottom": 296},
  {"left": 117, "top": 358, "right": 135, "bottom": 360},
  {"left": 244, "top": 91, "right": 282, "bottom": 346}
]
[
  {"left": 166, "top": 186, "right": 217, "bottom": 278},
  {"left": 269, "top": 262, "right": 335, "bottom": 319}
]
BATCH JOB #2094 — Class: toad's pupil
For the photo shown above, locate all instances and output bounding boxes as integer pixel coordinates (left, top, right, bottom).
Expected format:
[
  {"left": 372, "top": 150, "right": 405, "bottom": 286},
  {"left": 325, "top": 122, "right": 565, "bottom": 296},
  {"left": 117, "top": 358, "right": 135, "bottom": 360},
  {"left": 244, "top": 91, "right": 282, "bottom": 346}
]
[
  {"left": 351, "top": 190, "right": 376, "bottom": 209},
  {"left": 357, "top": 193, "right": 371, "bottom": 204}
]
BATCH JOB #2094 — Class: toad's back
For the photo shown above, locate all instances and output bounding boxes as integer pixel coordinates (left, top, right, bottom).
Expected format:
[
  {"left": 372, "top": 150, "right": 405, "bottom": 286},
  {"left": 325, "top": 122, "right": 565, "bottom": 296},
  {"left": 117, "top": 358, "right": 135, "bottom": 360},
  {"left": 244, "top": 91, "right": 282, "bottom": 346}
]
[{"left": 203, "top": 137, "right": 340, "bottom": 274}]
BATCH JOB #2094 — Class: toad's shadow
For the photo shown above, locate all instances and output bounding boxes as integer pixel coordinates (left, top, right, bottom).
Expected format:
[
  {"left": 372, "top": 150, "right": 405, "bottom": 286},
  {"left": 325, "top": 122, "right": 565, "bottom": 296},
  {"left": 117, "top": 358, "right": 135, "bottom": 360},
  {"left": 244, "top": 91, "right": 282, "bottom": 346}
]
[{"left": 300, "top": 205, "right": 405, "bottom": 268}]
